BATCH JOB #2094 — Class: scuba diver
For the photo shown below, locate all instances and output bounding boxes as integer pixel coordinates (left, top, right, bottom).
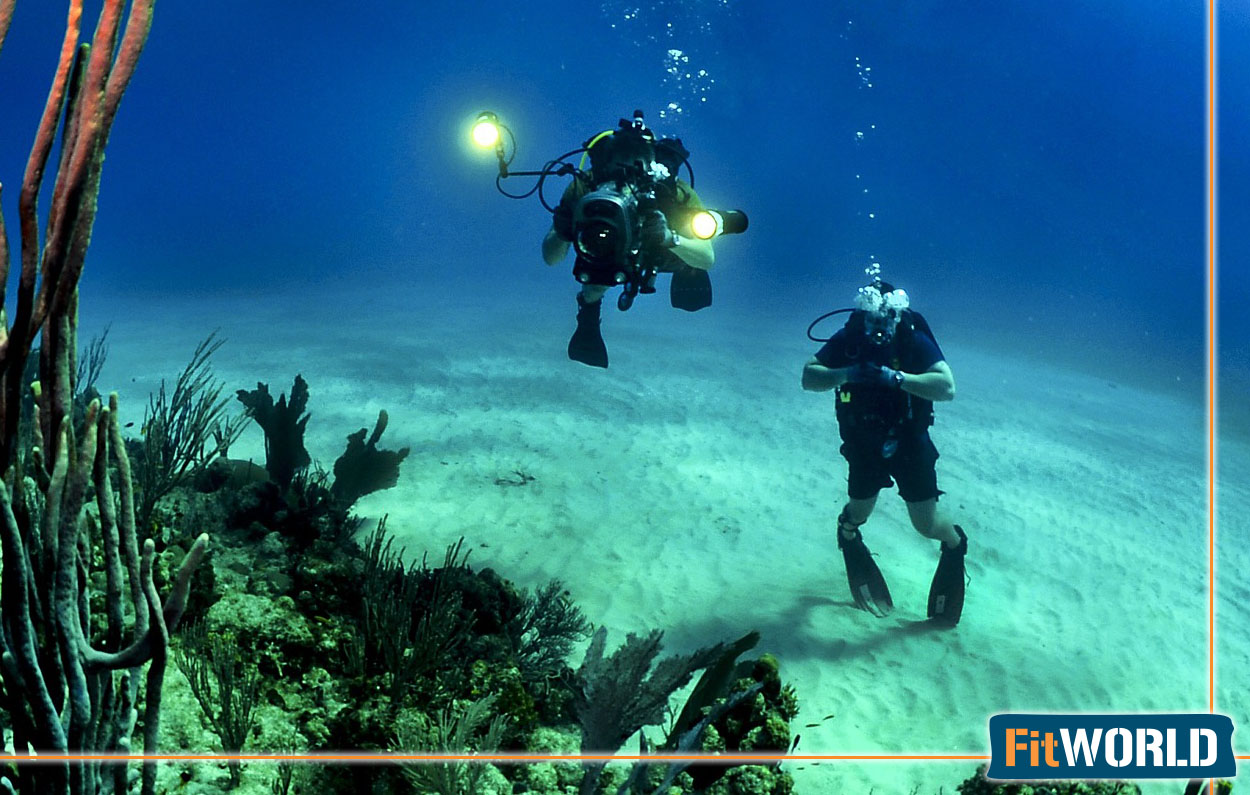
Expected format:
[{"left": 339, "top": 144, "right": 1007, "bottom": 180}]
[
  {"left": 541, "top": 113, "right": 719, "bottom": 368},
  {"left": 473, "top": 108, "right": 746, "bottom": 368},
  {"left": 800, "top": 279, "right": 968, "bottom": 626}
]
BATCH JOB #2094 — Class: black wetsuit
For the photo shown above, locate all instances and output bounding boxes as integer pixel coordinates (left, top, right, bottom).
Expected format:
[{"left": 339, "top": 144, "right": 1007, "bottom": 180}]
[{"left": 815, "top": 319, "right": 945, "bottom": 502}]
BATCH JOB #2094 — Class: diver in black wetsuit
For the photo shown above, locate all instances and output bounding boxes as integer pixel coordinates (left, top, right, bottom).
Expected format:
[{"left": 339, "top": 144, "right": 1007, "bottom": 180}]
[{"left": 801, "top": 280, "right": 968, "bottom": 626}]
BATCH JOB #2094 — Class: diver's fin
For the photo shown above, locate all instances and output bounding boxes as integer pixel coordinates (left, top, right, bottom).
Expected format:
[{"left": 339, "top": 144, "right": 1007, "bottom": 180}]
[
  {"left": 670, "top": 265, "right": 712, "bottom": 312},
  {"left": 927, "top": 525, "right": 968, "bottom": 626},
  {"left": 838, "top": 530, "right": 893, "bottom": 618},
  {"left": 568, "top": 295, "right": 609, "bottom": 368}
]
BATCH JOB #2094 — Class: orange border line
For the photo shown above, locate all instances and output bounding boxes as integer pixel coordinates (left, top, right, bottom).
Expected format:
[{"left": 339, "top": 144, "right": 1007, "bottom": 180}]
[
  {"left": 0, "top": 753, "right": 986, "bottom": 764},
  {"left": 1205, "top": 1, "right": 1218, "bottom": 789},
  {"left": 1207, "top": 0, "right": 1217, "bottom": 720}
]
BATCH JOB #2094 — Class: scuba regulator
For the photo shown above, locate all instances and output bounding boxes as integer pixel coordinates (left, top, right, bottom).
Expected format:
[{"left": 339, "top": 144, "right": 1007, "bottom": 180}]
[{"left": 472, "top": 108, "right": 748, "bottom": 311}]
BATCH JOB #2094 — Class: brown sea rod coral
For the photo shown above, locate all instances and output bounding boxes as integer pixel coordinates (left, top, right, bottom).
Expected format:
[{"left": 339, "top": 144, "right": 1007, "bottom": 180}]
[{"left": 0, "top": 3, "right": 210, "bottom": 794}]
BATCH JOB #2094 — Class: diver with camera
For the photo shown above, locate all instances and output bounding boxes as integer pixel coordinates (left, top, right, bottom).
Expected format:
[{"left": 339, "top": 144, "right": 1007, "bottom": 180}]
[
  {"left": 473, "top": 109, "right": 747, "bottom": 368},
  {"left": 801, "top": 278, "right": 968, "bottom": 626}
]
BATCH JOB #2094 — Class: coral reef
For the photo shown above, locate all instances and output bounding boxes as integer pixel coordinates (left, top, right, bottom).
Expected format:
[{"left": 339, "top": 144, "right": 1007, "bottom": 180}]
[
  {"left": 568, "top": 628, "right": 800, "bottom": 795},
  {"left": 0, "top": 3, "right": 212, "bottom": 794},
  {"left": 229, "top": 375, "right": 411, "bottom": 553},
  {"left": 142, "top": 445, "right": 803, "bottom": 795},
  {"left": 957, "top": 775, "right": 1235, "bottom": 795},
  {"left": 235, "top": 377, "right": 312, "bottom": 491},
  {"left": 956, "top": 766, "right": 1142, "bottom": 794},
  {"left": 130, "top": 332, "right": 245, "bottom": 531},
  {"left": 574, "top": 627, "right": 724, "bottom": 756},
  {"left": 172, "top": 622, "right": 261, "bottom": 788},
  {"left": 393, "top": 693, "right": 510, "bottom": 795},
  {"left": 330, "top": 409, "right": 410, "bottom": 509}
]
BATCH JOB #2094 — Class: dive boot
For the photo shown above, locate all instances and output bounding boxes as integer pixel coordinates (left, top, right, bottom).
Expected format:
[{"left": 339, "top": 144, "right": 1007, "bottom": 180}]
[
  {"left": 568, "top": 294, "right": 608, "bottom": 368},
  {"left": 837, "top": 513, "right": 893, "bottom": 618},
  {"left": 927, "top": 525, "right": 968, "bottom": 626}
]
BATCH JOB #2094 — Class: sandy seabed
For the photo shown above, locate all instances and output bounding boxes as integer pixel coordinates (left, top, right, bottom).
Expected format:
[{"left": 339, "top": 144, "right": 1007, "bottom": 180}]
[{"left": 83, "top": 278, "right": 1242, "bottom": 795}]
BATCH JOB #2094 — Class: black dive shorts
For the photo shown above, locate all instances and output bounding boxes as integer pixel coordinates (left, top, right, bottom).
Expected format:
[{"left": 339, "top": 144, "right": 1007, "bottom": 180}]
[{"left": 839, "top": 430, "right": 941, "bottom": 502}]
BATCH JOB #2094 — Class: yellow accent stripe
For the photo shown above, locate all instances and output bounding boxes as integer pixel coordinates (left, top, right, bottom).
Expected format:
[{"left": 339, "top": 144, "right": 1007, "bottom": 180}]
[{"left": 578, "top": 130, "right": 615, "bottom": 171}]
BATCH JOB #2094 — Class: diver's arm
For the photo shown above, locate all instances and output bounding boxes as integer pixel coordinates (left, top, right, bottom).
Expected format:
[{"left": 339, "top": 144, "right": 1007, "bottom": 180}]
[
  {"left": 901, "top": 360, "right": 956, "bottom": 402},
  {"left": 669, "top": 234, "right": 715, "bottom": 271},
  {"left": 544, "top": 181, "right": 583, "bottom": 266},
  {"left": 802, "top": 357, "right": 853, "bottom": 392},
  {"left": 542, "top": 228, "right": 570, "bottom": 266}
]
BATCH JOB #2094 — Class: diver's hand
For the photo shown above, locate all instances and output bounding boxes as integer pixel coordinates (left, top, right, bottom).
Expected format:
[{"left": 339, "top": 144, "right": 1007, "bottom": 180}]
[
  {"left": 641, "top": 209, "right": 677, "bottom": 249},
  {"left": 552, "top": 203, "right": 575, "bottom": 242},
  {"left": 847, "top": 363, "right": 904, "bottom": 389}
]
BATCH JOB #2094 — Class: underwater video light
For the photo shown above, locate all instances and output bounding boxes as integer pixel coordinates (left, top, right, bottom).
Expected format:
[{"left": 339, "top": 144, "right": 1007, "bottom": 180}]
[
  {"left": 472, "top": 111, "right": 501, "bottom": 148},
  {"left": 691, "top": 211, "right": 718, "bottom": 240},
  {"left": 690, "top": 209, "right": 749, "bottom": 239}
]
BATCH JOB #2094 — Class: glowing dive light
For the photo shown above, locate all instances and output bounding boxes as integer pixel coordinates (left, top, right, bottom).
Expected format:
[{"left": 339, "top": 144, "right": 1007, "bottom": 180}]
[
  {"left": 691, "top": 210, "right": 719, "bottom": 240},
  {"left": 690, "top": 209, "right": 749, "bottom": 239},
  {"left": 472, "top": 111, "right": 501, "bottom": 148}
]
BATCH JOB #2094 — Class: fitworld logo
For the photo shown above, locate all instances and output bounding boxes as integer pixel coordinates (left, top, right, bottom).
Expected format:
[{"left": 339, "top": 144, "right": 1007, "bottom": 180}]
[{"left": 987, "top": 714, "right": 1236, "bottom": 780}]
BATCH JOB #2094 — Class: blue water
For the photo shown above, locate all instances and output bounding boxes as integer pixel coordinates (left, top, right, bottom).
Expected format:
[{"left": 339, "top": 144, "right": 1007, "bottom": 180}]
[
  {"left": 1217, "top": 1, "right": 1250, "bottom": 386},
  {"left": 1, "top": 1, "right": 1224, "bottom": 391}
]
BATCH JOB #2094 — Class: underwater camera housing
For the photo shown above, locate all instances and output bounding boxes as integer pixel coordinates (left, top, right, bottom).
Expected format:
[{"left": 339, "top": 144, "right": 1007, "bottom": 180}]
[
  {"left": 570, "top": 112, "right": 666, "bottom": 296},
  {"left": 572, "top": 182, "right": 645, "bottom": 289}
]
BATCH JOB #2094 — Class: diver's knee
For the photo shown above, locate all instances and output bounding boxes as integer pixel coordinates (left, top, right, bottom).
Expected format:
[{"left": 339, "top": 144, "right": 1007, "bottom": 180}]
[{"left": 580, "top": 284, "right": 609, "bottom": 303}]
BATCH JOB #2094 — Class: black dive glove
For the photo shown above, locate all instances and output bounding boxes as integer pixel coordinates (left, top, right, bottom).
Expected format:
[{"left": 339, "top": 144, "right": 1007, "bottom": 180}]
[
  {"left": 552, "top": 202, "right": 575, "bottom": 242},
  {"left": 847, "top": 363, "right": 905, "bottom": 390},
  {"left": 641, "top": 209, "right": 677, "bottom": 249}
]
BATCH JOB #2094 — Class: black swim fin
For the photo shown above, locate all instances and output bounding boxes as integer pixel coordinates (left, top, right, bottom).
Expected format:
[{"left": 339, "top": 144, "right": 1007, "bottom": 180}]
[
  {"left": 568, "top": 294, "right": 608, "bottom": 368},
  {"left": 838, "top": 529, "right": 893, "bottom": 618},
  {"left": 670, "top": 265, "right": 712, "bottom": 312},
  {"left": 927, "top": 525, "right": 968, "bottom": 626}
]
